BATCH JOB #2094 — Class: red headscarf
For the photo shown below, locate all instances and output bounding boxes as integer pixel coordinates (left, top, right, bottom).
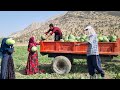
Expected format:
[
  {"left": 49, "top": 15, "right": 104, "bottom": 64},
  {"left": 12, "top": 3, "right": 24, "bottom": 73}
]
[
  {"left": 28, "top": 36, "right": 40, "bottom": 52},
  {"left": 29, "top": 37, "right": 35, "bottom": 43},
  {"left": 28, "top": 37, "right": 36, "bottom": 51}
]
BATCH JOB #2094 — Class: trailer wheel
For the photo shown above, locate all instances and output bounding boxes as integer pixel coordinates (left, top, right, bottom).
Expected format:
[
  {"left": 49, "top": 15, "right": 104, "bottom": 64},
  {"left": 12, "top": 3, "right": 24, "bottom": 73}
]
[{"left": 52, "top": 56, "right": 71, "bottom": 74}]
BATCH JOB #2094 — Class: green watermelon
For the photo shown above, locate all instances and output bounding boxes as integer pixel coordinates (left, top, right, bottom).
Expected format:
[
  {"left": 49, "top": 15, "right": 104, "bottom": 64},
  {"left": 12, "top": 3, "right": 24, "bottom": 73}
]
[
  {"left": 81, "top": 76, "right": 85, "bottom": 79},
  {"left": 68, "top": 34, "right": 76, "bottom": 40},
  {"left": 6, "top": 38, "right": 15, "bottom": 45},
  {"left": 76, "top": 37, "right": 80, "bottom": 41},
  {"left": 103, "top": 38, "right": 109, "bottom": 42},
  {"left": 112, "top": 35, "right": 117, "bottom": 39},
  {"left": 41, "top": 35, "right": 46, "bottom": 40},
  {"left": 107, "top": 36, "right": 111, "bottom": 41},
  {"left": 11, "top": 40, "right": 15, "bottom": 44},
  {"left": 80, "top": 38, "right": 85, "bottom": 42},
  {"left": 110, "top": 35, "right": 117, "bottom": 42},
  {"left": 31, "top": 46, "right": 37, "bottom": 52},
  {"left": 74, "top": 40, "right": 78, "bottom": 42},
  {"left": 84, "top": 38, "right": 89, "bottom": 42},
  {"left": 82, "top": 35, "right": 87, "bottom": 39},
  {"left": 64, "top": 36, "right": 69, "bottom": 42},
  {"left": 60, "top": 39, "right": 64, "bottom": 42},
  {"left": 111, "top": 38, "right": 117, "bottom": 42},
  {"left": 6, "top": 39, "right": 11, "bottom": 45},
  {"left": 103, "top": 36, "right": 109, "bottom": 42},
  {"left": 118, "top": 73, "right": 120, "bottom": 77},
  {"left": 68, "top": 39, "right": 75, "bottom": 42},
  {"left": 79, "top": 34, "right": 88, "bottom": 42},
  {"left": 98, "top": 36, "right": 103, "bottom": 42}
]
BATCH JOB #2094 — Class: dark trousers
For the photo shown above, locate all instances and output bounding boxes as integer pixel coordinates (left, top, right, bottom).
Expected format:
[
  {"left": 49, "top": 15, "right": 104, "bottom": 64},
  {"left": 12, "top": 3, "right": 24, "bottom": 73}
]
[
  {"left": 87, "top": 55, "right": 105, "bottom": 77},
  {"left": 54, "top": 34, "right": 62, "bottom": 41}
]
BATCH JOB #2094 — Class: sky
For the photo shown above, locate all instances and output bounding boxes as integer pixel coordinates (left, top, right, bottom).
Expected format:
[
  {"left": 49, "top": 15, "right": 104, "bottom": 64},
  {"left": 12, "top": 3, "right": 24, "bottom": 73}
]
[{"left": 0, "top": 11, "right": 66, "bottom": 37}]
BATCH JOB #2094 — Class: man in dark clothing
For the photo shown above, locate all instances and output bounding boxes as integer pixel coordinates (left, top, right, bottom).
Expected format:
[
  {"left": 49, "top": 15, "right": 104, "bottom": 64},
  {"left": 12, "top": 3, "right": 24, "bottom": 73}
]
[{"left": 45, "top": 23, "right": 62, "bottom": 41}]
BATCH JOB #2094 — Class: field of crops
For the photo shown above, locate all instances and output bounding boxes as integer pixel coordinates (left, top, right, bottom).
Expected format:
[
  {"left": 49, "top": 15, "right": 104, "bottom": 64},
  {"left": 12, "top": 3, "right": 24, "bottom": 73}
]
[{"left": 1, "top": 46, "right": 120, "bottom": 79}]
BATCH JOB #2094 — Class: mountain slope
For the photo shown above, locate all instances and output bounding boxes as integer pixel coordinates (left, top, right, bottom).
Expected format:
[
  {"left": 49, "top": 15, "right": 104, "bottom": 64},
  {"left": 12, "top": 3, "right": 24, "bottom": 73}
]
[{"left": 10, "top": 11, "right": 120, "bottom": 43}]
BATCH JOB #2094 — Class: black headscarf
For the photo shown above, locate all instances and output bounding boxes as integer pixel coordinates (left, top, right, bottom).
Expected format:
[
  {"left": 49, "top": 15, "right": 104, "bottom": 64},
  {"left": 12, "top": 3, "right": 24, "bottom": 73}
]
[{"left": 0, "top": 38, "right": 14, "bottom": 54}]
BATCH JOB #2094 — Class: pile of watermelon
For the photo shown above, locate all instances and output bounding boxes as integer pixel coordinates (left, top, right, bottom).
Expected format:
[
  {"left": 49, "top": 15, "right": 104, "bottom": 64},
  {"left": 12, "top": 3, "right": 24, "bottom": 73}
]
[
  {"left": 62, "top": 34, "right": 89, "bottom": 42},
  {"left": 61, "top": 34, "right": 118, "bottom": 42},
  {"left": 41, "top": 34, "right": 118, "bottom": 42},
  {"left": 98, "top": 35, "right": 117, "bottom": 42}
]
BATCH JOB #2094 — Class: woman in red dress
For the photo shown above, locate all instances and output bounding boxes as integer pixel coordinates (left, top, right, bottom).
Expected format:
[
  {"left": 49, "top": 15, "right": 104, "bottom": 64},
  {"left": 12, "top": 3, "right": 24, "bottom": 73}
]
[{"left": 25, "top": 36, "right": 45, "bottom": 75}]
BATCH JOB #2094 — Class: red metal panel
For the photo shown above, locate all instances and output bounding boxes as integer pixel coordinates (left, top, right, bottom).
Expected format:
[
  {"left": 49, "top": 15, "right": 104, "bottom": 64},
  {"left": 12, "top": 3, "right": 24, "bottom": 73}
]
[{"left": 40, "top": 39, "right": 120, "bottom": 55}]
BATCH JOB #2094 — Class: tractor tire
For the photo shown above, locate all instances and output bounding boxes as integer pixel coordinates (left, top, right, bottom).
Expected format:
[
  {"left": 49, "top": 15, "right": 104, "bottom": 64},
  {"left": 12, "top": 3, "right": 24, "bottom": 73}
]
[{"left": 52, "top": 56, "right": 72, "bottom": 74}]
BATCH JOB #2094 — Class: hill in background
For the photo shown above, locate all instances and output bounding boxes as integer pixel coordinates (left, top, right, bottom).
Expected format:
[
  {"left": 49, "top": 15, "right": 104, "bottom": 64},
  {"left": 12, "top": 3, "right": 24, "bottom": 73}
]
[{"left": 10, "top": 11, "right": 120, "bottom": 43}]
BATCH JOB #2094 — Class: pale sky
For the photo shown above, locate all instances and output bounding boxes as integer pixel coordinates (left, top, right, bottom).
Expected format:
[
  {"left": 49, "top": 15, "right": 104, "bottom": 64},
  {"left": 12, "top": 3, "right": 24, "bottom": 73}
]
[{"left": 0, "top": 11, "right": 66, "bottom": 37}]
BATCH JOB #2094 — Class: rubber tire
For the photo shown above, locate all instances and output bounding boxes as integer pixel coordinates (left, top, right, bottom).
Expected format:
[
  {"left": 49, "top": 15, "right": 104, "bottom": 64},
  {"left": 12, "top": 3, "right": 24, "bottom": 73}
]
[{"left": 52, "top": 56, "right": 72, "bottom": 74}]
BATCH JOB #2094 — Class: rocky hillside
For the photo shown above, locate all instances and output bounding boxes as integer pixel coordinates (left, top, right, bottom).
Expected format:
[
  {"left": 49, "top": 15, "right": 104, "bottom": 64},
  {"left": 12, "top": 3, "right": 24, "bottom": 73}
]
[{"left": 10, "top": 11, "right": 120, "bottom": 43}]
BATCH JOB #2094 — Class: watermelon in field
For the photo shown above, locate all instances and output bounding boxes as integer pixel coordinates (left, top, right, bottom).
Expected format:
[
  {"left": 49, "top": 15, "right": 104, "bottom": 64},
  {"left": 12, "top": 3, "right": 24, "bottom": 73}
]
[{"left": 118, "top": 73, "right": 120, "bottom": 77}]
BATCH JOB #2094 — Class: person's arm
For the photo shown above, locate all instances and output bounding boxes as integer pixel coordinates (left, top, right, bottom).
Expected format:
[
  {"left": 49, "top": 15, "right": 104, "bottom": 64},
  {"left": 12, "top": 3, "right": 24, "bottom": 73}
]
[
  {"left": 46, "top": 29, "right": 54, "bottom": 39},
  {"left": 36, "top": 42, "right": 40, "bottom": 45},
  {"left": 28, "top": 43, "right": 33, "bottom": 52},
  {"left": 47, "top": 33, "right": 52, "bottom": 37},
  {"left": 45, "top": 29, "right": 51, "bottom": 35},
  {"left": 50, "top": 28, "right": 57, "bottom": 35}
]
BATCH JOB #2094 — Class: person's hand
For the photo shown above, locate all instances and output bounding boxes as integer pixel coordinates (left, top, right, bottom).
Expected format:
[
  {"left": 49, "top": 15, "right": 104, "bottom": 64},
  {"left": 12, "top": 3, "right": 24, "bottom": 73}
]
[
  {"left": 45, "top": 32, "right": 48, "bottom": 35},
  {"left": 37, "top": 40, "right": 39, "bottom": 42}
]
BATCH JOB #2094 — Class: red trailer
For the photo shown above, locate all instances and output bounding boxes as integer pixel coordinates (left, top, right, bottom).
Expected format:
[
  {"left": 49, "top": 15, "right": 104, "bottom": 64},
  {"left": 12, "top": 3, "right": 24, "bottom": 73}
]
[{"left": 40, "top": 38, "right": 120, "bottom": 74}]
